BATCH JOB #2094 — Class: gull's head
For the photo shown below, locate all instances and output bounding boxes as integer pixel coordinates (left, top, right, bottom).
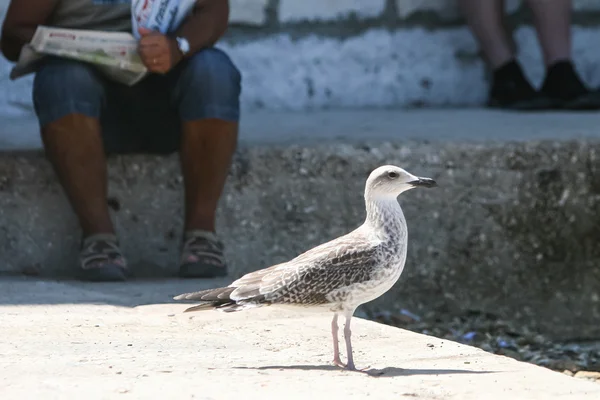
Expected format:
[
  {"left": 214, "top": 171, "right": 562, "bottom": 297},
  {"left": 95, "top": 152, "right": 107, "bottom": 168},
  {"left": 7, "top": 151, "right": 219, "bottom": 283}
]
[{"left": 365, "top": 165, "right": 437, "bottom": 200}]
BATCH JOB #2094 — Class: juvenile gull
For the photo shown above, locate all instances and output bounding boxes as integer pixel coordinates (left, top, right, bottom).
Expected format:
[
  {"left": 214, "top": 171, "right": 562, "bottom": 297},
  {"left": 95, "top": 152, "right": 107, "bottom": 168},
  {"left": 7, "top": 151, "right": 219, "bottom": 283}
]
[{"left": 174, "top": 165, "right": 437, "bottom": 371}]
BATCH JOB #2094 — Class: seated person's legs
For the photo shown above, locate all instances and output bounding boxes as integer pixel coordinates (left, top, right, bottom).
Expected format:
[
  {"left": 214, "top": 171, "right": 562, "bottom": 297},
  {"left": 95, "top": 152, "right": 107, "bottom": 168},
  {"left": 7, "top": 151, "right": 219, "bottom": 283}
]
[
  {"left": 33, "top": 57, "right": 127, "bottom": 282},
  {"left": 525, "top": 0, "right": 600, "bottom": 109},
  {"left": 33, "top": 48, "right": 241, "bottom": 281},
  {"left": 458, "top": 0, "right": 552, "bottom": 110},
  {"left": 458, "top": 0, "right": 513, "bottom": 70},
  {"left": 168, "top": 47, "right": 241, "bottom": 278},
  {"left": 460, "top": 0, "right": 600, "bottom": 110}
]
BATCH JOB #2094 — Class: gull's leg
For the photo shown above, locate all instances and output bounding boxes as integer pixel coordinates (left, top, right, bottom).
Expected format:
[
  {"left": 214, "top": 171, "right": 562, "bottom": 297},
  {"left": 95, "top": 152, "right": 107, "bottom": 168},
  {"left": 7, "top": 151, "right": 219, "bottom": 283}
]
[
  {"left": 342, "top": 313, "right": 370, "bottom": 372},
  {"left": 343, "top": 314, "right": 357, "bottom": 371},
  {"left": 331, "top": 313, "right": 346, "bottom": 367}
]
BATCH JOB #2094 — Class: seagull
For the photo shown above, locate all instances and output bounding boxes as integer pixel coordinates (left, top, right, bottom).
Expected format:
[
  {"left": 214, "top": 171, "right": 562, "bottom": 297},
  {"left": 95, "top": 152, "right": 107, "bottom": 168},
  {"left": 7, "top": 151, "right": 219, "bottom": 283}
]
[{"left": 174, "top": 165, "right": 437, "bottom": 371}]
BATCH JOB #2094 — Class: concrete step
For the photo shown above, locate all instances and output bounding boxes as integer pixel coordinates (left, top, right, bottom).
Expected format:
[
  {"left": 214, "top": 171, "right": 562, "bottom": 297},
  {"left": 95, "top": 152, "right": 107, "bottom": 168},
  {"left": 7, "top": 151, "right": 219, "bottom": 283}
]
[
  {"left": 1, "top": 277, "right": 599, "bottom": 400},
  {"left": 1, "top": 109, "right": 600, "bottom": 342}
]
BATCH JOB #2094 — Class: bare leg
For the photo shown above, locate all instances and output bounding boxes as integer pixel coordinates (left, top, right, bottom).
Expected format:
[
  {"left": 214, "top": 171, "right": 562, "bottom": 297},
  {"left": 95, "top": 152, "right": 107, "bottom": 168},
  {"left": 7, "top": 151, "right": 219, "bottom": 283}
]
[
  {"left": 459, "top": 0, "right": 555, "bottom": 110},
  {"left": 528, "top": 0, "right": 597, "bottom": 108},
  {"left": 33, "top": 59, "right": 128, "bottom": 281},
  {"left": 180, "top": 119, "right": 238, "bottom": 233},
  {"left": 525, "top": 0, "right": 571, "bottom": 66},
  {"left": 41, "top": 114, "right": 114, "bottom": 236},
  {"left": 331, "top": 314, "right": 345, "bottom": 367},
  {"left": 458, "top": 0, "right": 514, "bottom": 68},
  {"left": 343, "top": 314, "right": 357, "bottom": 371}
]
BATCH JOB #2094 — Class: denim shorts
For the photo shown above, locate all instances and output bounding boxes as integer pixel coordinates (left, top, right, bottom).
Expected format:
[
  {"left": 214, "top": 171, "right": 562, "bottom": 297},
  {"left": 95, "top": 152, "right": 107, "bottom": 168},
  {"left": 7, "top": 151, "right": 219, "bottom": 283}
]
[{"left": 32, "top": 47, "right": 241, "bottom": 154}]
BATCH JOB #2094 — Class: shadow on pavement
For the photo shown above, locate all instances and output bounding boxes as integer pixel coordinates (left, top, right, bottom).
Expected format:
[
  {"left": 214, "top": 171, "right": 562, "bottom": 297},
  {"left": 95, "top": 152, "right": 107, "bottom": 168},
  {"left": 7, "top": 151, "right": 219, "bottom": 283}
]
[
  {"left": 234, "top": 364, "right": 495, "bottom": 377},
  {"left": 0, "top": 275, "right": 231, "bottom": 307}
]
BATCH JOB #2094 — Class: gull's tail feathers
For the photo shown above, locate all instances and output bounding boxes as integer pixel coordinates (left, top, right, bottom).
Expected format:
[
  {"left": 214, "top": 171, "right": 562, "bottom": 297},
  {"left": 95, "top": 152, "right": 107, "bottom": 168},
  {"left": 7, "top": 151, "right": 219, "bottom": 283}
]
[{"left": 174, "top": 286, "right": 268, "bottom": 313}]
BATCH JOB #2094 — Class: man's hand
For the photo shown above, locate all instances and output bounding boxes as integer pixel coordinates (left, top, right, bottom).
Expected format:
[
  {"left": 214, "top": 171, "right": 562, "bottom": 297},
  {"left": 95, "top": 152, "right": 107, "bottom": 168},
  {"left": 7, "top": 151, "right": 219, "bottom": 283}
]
[{"left": 137, "top": 27, "right": 183, "bottom": 74}]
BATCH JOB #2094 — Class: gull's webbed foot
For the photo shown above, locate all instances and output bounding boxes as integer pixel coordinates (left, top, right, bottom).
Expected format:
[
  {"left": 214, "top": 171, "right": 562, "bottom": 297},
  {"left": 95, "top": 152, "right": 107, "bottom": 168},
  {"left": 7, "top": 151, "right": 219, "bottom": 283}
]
[{"left": 332, "top": 357, "right": 346, "bottom": 368}]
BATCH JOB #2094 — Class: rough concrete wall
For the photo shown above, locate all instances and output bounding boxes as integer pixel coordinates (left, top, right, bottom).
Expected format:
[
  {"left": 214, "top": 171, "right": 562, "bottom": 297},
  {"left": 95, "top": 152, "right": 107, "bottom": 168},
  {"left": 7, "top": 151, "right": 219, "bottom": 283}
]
[
  {"left": 3, "top": 0, "right": 600, "bottom": 122},
  {"left": 2, "top": 139, "right": 600, "bottom": 341}
]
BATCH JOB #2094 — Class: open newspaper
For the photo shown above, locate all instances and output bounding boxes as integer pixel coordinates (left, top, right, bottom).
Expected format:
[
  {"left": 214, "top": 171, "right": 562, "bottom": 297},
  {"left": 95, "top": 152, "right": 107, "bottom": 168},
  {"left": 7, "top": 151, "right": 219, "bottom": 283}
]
[
  {"left": 10, "top": 0, "right": 196, "bottom": 86},
  {"left": 11, "top": 27, "right": 148, "bottom": 86}
]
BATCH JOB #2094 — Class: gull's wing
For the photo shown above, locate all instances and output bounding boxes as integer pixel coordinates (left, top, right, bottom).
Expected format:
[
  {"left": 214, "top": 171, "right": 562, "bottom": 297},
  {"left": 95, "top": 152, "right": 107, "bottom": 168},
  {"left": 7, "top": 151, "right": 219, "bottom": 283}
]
[
  {"left": 228, "top": 231, "right": 380, "bottom": 305},
  {"left": 174, "top": 231, "right": 381, "bottom": 310}
]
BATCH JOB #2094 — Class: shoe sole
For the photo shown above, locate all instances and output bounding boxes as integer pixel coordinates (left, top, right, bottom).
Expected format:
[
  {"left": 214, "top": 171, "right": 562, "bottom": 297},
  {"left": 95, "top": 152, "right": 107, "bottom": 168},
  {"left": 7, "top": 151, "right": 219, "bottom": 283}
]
[{"left": 561, "top": 93, "right": 600, "bottom": 110}]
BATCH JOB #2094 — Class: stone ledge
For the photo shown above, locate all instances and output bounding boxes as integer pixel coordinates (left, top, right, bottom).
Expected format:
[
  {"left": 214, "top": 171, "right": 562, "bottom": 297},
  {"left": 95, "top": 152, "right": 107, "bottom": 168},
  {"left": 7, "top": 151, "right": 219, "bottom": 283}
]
[
  {"left": 229, "top": 0, "right": 269, "bottom": 26},
  {"left": 227, "top": 0, "right": 600, "bottom": 26},
  {"left": 394, "top": 0, "right": 600, "bottom": 22},
  {"left": 395, "top": 0, "right": 519, "bottom": 21},
  {"left": 2, "top": 278, "right": 600, "bottom": 399},
  {"left": 2, "top": 110, "right": 600, "bottom": 343},
  {"left": 278, "top": 0, "right": 387, "bottom": 23}
]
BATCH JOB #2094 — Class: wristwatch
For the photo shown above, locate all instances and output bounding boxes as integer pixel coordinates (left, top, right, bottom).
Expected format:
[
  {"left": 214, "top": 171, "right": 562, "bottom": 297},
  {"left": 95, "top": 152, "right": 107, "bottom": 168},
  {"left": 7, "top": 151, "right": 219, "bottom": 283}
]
[{"left": 175, "top": 36, "right": 190, "bottom": 56}]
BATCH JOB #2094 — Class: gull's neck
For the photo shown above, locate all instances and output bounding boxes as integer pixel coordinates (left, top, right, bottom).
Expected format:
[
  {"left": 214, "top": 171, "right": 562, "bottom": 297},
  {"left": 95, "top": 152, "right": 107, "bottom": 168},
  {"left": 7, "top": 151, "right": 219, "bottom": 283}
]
[{"left": 364, "top": 193, "right": 406, "bottom": 239}]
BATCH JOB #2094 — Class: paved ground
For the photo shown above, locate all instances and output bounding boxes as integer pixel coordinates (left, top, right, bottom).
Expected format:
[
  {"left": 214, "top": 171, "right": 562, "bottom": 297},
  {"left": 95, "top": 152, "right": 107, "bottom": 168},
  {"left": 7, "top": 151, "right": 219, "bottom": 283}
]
[
  {"left": 2, "top": 108, "right": 600, "bottom": 150},
  {"left": 1, "top": 277, "right": 600, "bottom": 399}
]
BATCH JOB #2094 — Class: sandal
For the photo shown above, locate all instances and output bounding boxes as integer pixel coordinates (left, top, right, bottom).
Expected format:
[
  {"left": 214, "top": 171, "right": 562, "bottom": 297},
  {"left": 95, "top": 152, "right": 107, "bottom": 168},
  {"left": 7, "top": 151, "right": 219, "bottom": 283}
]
[
  {"left": 79, "top": 233, "right": 128, "bottom": 281},
  {"left": 179, "top": 230, "right": 228, "bottom": 278}
]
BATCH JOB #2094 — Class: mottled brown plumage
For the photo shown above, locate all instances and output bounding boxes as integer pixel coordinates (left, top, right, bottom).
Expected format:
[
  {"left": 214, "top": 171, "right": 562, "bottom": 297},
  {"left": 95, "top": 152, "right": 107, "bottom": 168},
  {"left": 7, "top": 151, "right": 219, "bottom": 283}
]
[{"left": 176, "top": 234, "right": 380, "bottom": 311}]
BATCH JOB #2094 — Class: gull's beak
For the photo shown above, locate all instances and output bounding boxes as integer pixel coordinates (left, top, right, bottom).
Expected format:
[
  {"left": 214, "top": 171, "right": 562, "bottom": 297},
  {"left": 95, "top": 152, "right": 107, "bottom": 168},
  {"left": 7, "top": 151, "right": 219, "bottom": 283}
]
[{"left": 408, "top": 177, "right": 437, "bottom": 188}]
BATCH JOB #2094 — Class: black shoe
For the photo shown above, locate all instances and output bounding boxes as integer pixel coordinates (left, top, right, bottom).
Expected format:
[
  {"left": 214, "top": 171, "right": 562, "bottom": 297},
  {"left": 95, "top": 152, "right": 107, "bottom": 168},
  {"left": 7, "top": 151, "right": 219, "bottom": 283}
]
[
  {"left": 78, "top": 234, "right": 128, "bottom": 282},
  {"left": 487, "top": 60, "right": 555, "bottom": 111},
  {"left": 540, "top": 60, "right": 600, "bottom": 110},
  {"left": 179, "top": 230, "right": 228, "bottom": 278}
]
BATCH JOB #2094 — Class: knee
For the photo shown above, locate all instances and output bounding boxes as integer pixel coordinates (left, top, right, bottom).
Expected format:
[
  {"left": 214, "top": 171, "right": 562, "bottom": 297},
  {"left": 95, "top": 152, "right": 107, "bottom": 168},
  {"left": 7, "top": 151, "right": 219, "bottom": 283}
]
[
  {"left": 33, "top": 58, "right": 105, "bottom": 125},
  {"left": 175, "top": 48, "right": 242, "bottom": 105}
]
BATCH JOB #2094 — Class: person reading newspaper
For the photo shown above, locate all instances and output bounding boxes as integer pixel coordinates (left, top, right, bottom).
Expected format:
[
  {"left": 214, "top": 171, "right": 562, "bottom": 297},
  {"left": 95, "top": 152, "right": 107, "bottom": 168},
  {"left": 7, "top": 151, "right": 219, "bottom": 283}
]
[{"left": 0, "top": 0, "right": 241, "bottom": 281}]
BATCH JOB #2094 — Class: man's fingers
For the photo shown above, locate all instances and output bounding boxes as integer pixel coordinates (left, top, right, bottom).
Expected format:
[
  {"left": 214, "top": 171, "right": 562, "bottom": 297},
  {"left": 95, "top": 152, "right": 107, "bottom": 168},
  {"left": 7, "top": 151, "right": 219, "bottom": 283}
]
[
  {"left": 139, "top": 45, "right": 165, "bottom": 58},
  {"left": 138, "top": 26, "right": 153, "bottom": 37},
  {"left": 138, "top": 39, "right": 169, "bottom": 60},
  {"left": 137, "top": 36, "right": 173, "bottom": 73},
  {"left": 140, "top": 53, "right": 170, "bottom": 73},
  {"left": 142, "top": 55, "right": 164, "bottom": 67},
  {"left": 136, "top": 32, "right": 179, "bottom": 74},
  {"left": 139, "top": 37, "right": 163, "bottom": 49}
]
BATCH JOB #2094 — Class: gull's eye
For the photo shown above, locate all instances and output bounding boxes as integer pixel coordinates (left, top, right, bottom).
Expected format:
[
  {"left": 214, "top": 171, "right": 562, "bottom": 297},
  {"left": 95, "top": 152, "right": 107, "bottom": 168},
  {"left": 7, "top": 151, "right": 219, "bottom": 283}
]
[{"left": 388, "top": 171, "right": 399, "bottom": 179}]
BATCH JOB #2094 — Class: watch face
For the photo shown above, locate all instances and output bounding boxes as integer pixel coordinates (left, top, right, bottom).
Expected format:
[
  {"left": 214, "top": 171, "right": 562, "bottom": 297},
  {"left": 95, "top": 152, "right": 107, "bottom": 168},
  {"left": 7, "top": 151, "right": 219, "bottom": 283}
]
[{"left": 177, "top": 37, "right": 190, "bottom": 54}]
